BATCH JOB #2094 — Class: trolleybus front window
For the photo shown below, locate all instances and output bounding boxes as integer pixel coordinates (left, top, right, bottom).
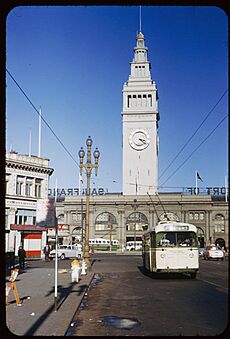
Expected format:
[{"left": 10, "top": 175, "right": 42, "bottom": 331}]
[
  {"left": 177, "top": 232, "right": 197, "bottom": 247},
  {"left": 157, "top": 232, "right": 176, "bottom": 247},
  {"left": 157, "top": 232, "right": 197, "bottom": 247}
]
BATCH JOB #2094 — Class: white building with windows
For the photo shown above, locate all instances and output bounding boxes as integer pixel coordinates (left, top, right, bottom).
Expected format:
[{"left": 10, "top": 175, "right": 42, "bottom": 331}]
[
  {"left": 122, "top": 31, "right": 159, "bottom": 195},
  {"left": 5, "top": 151, "right": 54, "bottom": 256}
]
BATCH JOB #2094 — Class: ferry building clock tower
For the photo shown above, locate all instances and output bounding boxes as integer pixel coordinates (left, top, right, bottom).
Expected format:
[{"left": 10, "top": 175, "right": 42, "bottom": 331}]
[{"left": 122, "top": 31, "right": 160, "bottom": 195}]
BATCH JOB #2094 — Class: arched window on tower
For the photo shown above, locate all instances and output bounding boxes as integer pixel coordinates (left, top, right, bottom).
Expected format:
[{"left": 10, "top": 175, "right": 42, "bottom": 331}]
[
  {"left": 127, "top": 95, "right": 131, "bottom": 108},
  {"left": 147, "top": 94, "right": 152, "bottom": 107},
  {"left": 138, "top": 95, "right": 141, "bottom": 106},
  {"left": 133, "top": 95, "right": 137, "bottom": 106}
]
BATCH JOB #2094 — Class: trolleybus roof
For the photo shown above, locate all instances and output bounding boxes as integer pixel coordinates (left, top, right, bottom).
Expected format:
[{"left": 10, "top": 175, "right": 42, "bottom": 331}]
[{"left": 147, "top": 221, "right": 197, "bottom": 234}]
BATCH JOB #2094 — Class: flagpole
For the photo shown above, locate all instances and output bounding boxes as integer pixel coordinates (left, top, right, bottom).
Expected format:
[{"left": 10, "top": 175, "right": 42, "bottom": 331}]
[
  {"left": 54, "top": 178, "right": 58, "bottom": 312},
  {"left": 195, "top": 170, "right": 198, "bottom": 195},
  {"left": 38, "top": 106, "right": 42, "bottom": 157},
  {"left": 28, "top": 129, "right": 32, "bottom": 157}
]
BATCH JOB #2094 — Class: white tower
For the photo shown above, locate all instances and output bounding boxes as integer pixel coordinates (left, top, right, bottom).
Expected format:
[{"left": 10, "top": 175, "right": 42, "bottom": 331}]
[{"left": 122, "top": 31, "right": 160, "bottom": 195}]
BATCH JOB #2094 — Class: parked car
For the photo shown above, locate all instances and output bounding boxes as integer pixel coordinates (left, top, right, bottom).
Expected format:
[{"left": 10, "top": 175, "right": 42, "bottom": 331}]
[
  {"left": 49, "top": 245, "right": 82, "bottom": 260},
  {"left": 203, "top": 245, "right": 224, "bottom": 261}
]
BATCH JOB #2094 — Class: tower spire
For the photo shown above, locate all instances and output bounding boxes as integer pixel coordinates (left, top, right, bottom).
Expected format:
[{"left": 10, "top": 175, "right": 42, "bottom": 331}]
[{"left": 139, "top": 6, "right": 142, "bottom": 32}]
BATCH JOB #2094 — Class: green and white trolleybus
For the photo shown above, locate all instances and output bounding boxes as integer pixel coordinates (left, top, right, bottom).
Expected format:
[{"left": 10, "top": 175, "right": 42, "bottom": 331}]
[{"left": 142, "top": 221, "right": 199, "bottom": 278}]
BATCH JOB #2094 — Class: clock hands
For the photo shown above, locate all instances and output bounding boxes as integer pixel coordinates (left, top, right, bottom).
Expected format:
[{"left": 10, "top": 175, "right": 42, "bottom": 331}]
[{"left": 139, "top": 138, "right": 146, "bottom": 144}]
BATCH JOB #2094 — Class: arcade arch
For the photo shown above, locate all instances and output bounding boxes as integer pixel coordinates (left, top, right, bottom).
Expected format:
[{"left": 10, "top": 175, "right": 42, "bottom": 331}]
[
  {"left": 126, "top": 212, "right": 149, "bottom": 242},
  {"left": 95, "top": 212, "right": 117, "bottom": 231}
]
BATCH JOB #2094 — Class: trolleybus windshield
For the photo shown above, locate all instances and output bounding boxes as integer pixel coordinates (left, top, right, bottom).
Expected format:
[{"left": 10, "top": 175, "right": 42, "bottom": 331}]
[{"left": 156, "top": 232, "right": 198, "bottom": 248}]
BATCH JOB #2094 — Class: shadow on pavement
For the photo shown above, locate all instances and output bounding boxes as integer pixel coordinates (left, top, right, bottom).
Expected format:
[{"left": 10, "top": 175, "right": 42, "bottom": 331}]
[
  {"left": 23, "top": 282, "right": 89, "bottom": 336},
  {"left": 137, "top": 265, "right": 195, "bottom": 280}
]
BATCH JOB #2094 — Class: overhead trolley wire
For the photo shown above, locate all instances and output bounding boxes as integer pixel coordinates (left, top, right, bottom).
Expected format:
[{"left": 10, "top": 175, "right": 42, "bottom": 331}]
[
  {"left": 147, "top": 192, "right": 160, "bottom": 221},
  {"left": 160, "top": 114, "right": 228, "bottom": 186},
  {"left": 159, "top": 88, "right": 228, "bottom": 180},
  {"left": 6, "top": 69, "right": 80, "bottom": 168}
]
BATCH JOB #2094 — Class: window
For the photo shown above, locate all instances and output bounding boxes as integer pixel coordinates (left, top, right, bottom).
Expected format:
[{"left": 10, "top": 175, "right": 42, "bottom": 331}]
[
  {"left": 127, "top": 95, "right": 131, "bottom": 108},
  {"left": 25, "top": 177, "right": 33, "bottom": 196},
  {"left": 126, "top": 212, "right": 148, "bottom": 232},
  {"left": 138, "top": 40, "right": 143, "bottom": 47},
  {"left": 147, "top": 94, "right": 152, "bottom": 106},
  {"left": 16, "top": 176, "right": 24, "bottom": 195},
  {"left": 5, "top": 213, "right": 9, "bottom": 229},
  {"left": 200, "top": 213, "right": 204, "bottom": 220},
  {"left": 5, "top": 174, "right": 10, "bottom": 194},
  {"left": 194, "top": 213, "right": 199, "bottom": 220},
  {"left": 157, "top": 232, "right": 197, "bottom": 247},
  {"left": 35, "top": 179, "right": 42, "bottom": 198},
  {"left": 95, "top": 212, "right": 117, "bottom": 231},
  {"left": 214, "top": 214, "right": 225, "bottom": 233},
  {"left": 189, "top": 211, "right": 205, "bottom": 221},
  {"left": 15, "top": 209, "right": 36, "bottom": 225}
]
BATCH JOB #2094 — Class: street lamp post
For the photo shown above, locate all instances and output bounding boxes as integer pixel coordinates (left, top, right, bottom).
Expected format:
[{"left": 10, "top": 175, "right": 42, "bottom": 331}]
[{"left": 78, "top": 136, "right": 100, "bottom": 268}]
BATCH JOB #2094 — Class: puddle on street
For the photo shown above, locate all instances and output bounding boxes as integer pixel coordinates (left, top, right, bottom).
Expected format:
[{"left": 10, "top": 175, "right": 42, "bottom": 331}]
[
  {"left": 91, "top": 273, "right": 102, "bottom": 287},
  {"left": 103, "top": 316, "right": 141, "bottom": 330}
]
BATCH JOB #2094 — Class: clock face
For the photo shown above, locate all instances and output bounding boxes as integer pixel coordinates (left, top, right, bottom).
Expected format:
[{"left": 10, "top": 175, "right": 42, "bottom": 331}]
[{"left": 129, "top": 129, "right": 150, "bottom": 150}]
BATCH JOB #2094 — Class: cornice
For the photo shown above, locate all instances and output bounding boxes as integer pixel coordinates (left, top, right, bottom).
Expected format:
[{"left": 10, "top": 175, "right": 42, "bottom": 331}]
[{"left": 6, "top": 160, "right": 54, "bottom": 176}]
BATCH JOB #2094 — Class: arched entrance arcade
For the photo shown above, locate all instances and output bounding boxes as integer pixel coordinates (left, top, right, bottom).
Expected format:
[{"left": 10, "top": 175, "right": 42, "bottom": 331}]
[{"left": 126, "top": 212, "right": 149, "bottom": 243}]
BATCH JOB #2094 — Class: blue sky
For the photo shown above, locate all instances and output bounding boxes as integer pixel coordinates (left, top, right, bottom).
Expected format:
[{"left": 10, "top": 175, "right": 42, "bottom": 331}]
[{"left": 6, "top": 6, "right": 228, "bottom": 193}]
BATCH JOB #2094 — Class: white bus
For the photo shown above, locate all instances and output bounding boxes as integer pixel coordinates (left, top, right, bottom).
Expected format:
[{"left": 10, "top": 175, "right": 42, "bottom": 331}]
[
  {"left": 142, "top": 221, "right": 199, "bottom": 278},
  {"left": 126, "top": 241, "right": 142, "bottom": 251},
  {"left": 89, "top": 238, "right": 119, "bottom": 251}
]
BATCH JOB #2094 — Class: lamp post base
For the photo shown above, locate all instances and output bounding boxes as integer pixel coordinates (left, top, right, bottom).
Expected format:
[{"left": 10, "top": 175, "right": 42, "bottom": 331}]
[{"left": 84, "top": 256, "right": 91, "bottom": 270}]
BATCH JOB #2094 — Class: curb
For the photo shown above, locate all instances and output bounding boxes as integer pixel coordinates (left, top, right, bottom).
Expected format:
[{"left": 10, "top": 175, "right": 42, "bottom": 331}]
[{"left": 64, "top": 271, "right": 95, "bottom": 336}]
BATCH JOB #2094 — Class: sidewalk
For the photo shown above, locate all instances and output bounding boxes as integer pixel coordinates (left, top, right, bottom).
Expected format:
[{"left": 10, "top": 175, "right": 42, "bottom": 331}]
[{"left": 5, "top": 260, "right": 95, "bottom": 336}]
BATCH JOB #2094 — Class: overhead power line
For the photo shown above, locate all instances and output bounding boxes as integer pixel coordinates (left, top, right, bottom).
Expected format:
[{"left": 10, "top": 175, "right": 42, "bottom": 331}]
[
  {"left": 160, "top": 115, "right": 228, "bottom": 186},
  {"left": 6, "top": 69, "right": 80, "bottom": 168},
  {"left": 159, "top": 88, "right": 228, "bottom": 180}
]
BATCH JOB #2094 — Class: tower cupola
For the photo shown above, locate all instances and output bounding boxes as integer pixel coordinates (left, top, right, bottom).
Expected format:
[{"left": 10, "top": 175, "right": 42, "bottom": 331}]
[{"left": 133, "top": 31, "right": 148, "bottom": 63}]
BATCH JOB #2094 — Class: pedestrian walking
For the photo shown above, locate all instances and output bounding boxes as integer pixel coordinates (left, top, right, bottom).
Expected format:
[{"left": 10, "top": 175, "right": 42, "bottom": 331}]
[
  {"left": 18, "top": 246, "right": 26, "bottom": 269},
  {"left": 43, "top": 244, "right": 50, "bottom": 261}
]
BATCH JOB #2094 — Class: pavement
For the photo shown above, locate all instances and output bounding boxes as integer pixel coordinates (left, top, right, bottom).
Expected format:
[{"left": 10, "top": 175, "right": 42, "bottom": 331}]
[
  {"left": 5, "top": 258, "right": 96, "bottom": 336},
  {"left": 5, "top": 251, "right": 138, "bottom": 336}
]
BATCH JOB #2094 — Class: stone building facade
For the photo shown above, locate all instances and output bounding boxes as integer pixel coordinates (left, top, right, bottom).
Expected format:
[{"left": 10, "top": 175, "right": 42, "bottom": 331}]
[
  {"left": 55, "top": 192, "right": 228, "bottom": 251},
  {"left": 5, "top": 151, "right": 54, "bottom": 256}
]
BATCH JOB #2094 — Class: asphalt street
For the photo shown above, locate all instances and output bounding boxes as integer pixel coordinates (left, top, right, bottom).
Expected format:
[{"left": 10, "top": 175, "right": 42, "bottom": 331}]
[
  {"left": 5, "top": 253, "right": 228, "bottom": 336},
  {"left": 70, "top": 255, "right": 228, "bottom": 336}
]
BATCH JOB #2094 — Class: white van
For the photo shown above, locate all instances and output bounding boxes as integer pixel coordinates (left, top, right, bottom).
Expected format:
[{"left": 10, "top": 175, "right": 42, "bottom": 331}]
[{"left": 126, "top": 241, "right": 142, "bottom": 251}]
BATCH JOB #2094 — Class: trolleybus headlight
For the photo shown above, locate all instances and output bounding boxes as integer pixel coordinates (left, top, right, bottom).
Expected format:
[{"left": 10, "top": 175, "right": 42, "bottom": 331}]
[
  {"left": 160, "top": 253, "right": 166, "bottom": 258},
  {"left": 189, "top": 252, "right": 194, "bottom": 258}
]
